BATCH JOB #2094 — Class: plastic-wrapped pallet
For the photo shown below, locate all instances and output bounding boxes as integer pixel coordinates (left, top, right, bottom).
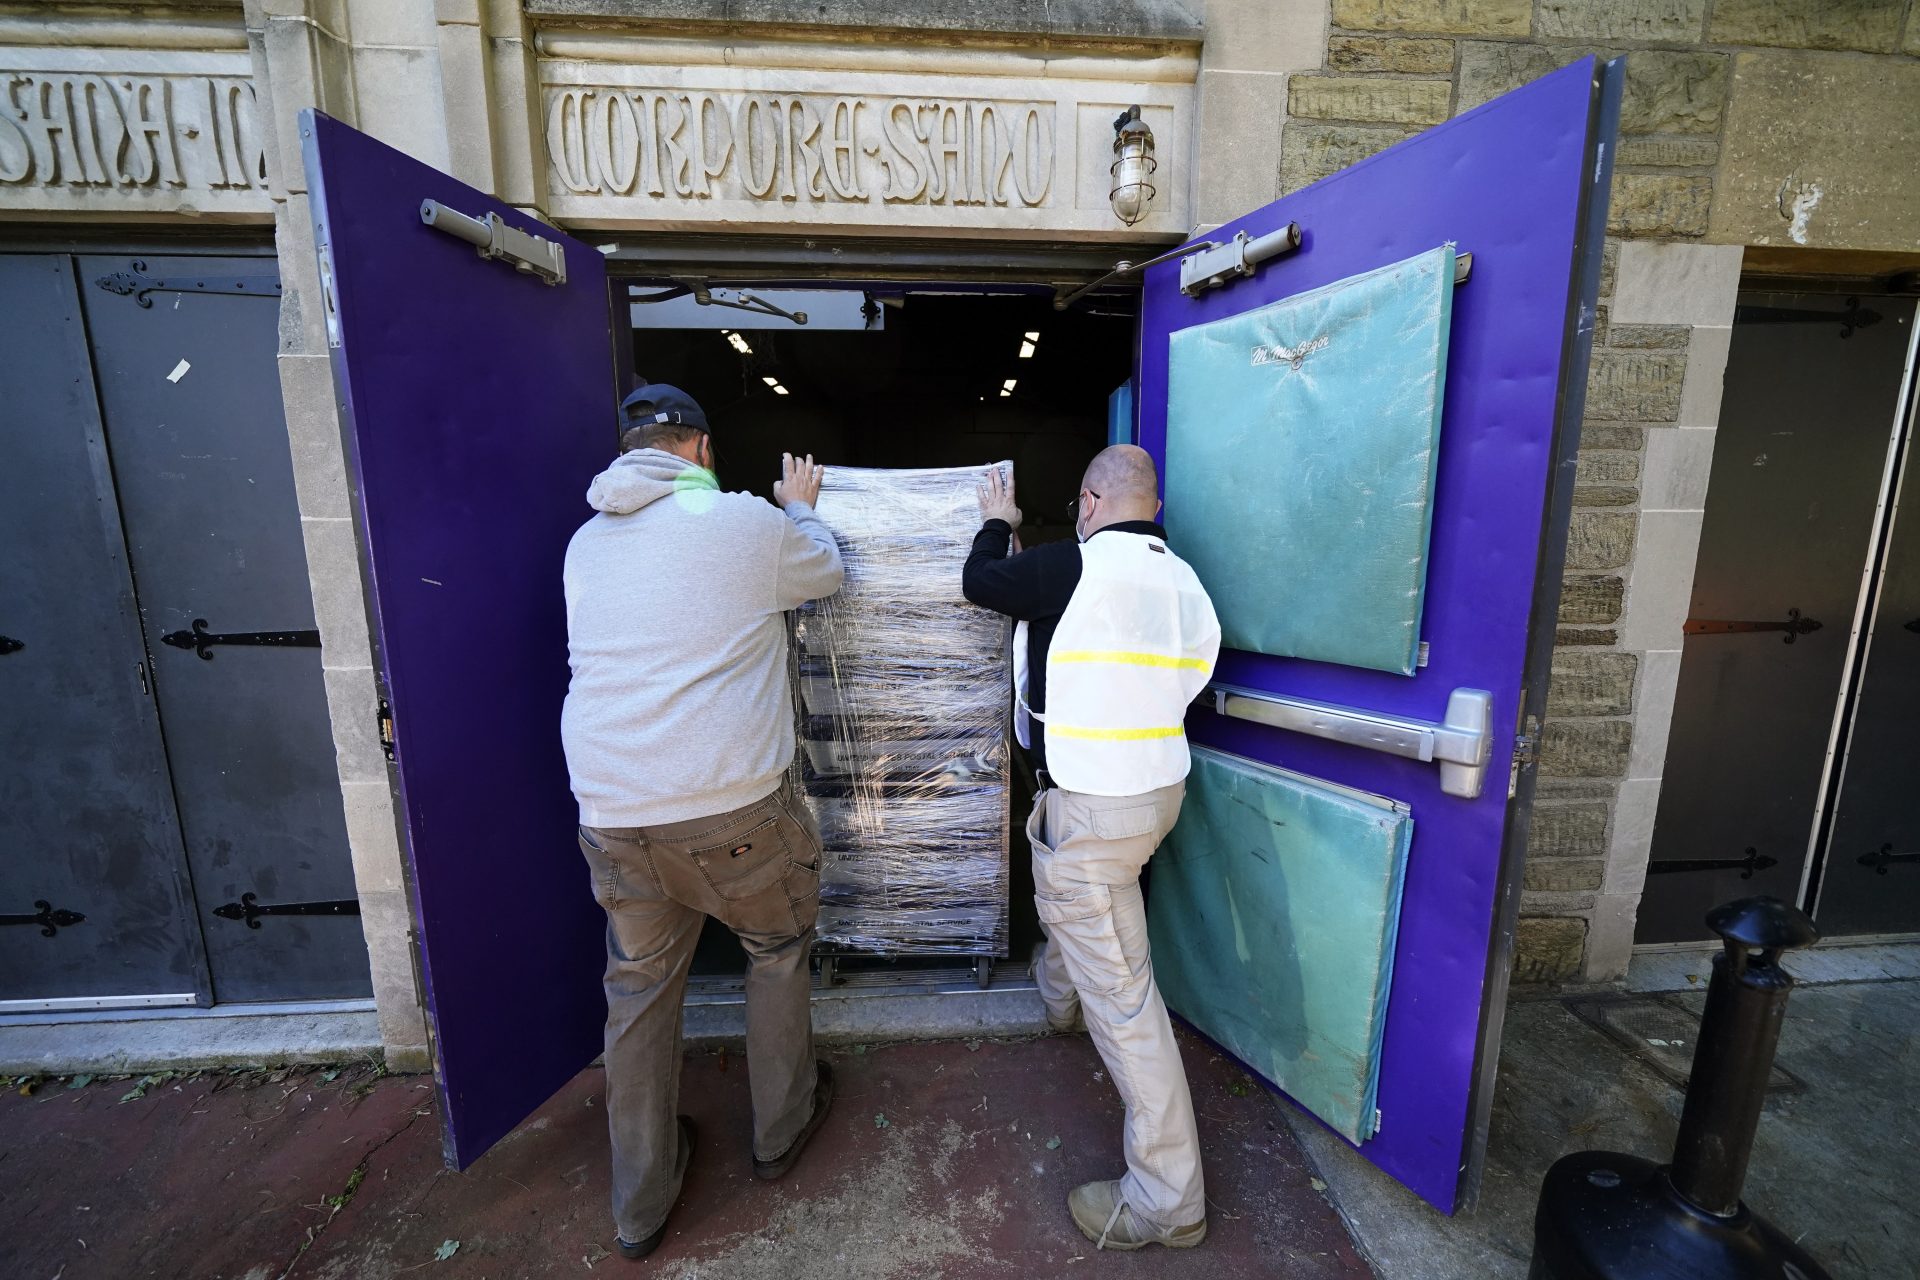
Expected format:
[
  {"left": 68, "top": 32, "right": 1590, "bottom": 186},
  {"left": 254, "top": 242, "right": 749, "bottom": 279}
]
[{"left": 790, "top": 462, "right": 1013, "bottom": 957}]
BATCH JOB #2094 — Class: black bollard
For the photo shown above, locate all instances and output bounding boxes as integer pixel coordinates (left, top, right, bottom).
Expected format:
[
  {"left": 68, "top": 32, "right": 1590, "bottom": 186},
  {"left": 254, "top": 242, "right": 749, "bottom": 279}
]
[{"left": 1527, "top": 896, "right": 1831, "bottom": 1280}]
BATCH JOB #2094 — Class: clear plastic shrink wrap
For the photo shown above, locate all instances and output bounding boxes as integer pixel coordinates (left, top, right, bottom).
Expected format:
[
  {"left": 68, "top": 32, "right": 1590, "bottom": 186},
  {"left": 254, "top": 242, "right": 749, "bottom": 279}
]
[{"left": 790, "top": 463, "right": 1013, "bottom": 957}]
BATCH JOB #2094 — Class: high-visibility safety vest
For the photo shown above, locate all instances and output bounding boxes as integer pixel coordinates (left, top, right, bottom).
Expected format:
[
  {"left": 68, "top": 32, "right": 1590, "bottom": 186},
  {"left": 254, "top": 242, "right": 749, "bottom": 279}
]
[{"left": 1014, "top": 529, "right": 1221, "bottom": 797}]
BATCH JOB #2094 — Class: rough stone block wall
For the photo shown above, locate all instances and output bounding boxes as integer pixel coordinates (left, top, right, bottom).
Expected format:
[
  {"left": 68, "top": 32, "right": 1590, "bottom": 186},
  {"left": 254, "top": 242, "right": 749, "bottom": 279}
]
[{"left": 1278, "top": 0, "right": 1920, "bottom": 982}]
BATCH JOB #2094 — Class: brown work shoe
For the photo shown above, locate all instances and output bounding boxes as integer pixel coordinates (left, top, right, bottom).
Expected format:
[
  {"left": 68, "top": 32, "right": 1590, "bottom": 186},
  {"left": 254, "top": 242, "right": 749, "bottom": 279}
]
[
  {"left": 1068, "top": 1179, "right": 1207, "bottom": 1251},
  {"left": 752, "top": 1060, "right": 834, "bottom": 1181}
]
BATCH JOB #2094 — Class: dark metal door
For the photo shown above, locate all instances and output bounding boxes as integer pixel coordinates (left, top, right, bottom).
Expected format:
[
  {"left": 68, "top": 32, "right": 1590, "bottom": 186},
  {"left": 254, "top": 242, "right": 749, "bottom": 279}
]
[
  {"left": 1638, "top": 294, "right": 1915, "bottom": 942},
  {"left": 302, "top": 110, "right": 619, "bottom": 1167},
  {"left": 1135, "top": 59, "right": 1618, "bottom": 1211},
  {"left": 1815, "top": 319, "right": 1920, "bottom": 934},
  {"left": 76, "top": 253, "right": 371, "bottom": 1002},
  {"left": 0, "top": 255, "right": 211, "bottom": 1009}
]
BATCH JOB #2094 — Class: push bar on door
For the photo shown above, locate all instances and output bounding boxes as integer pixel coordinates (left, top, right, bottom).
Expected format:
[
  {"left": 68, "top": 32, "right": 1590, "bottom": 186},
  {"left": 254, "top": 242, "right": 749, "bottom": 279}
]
[{"left": 1203, "top": 683, "right": 1494, "bottom": 800}]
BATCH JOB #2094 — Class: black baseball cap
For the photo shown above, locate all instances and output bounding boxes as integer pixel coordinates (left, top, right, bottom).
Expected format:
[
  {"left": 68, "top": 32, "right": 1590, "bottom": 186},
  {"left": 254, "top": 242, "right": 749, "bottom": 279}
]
[{"left": 619, "top": 382, "right": 709, "bottom": 433}]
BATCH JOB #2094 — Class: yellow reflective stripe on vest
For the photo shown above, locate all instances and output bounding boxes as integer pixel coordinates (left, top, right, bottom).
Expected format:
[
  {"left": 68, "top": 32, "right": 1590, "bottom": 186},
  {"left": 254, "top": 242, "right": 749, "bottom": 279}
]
[
  {"left": 1044, "top": 724, "right": 1187, "bottom": 741},
  {"left": 1050, "top": 649, "right": 1211, "bottom": 672}
]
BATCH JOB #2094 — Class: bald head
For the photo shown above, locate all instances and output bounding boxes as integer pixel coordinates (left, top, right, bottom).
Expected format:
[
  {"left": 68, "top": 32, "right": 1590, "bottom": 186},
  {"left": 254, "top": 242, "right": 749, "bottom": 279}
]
[{"left": 1078, "top": 444, "right": 1161, "bottom": 535}]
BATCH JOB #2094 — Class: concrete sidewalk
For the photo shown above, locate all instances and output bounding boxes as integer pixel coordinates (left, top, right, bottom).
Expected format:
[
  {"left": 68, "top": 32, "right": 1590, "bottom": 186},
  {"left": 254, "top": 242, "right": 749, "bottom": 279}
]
[
  {"left": 0, "top": 1028, "right": 1371, "bottom": 1280},
  {"left": 1295, "top": 952, "right": 1920, "bottom": 1280}
]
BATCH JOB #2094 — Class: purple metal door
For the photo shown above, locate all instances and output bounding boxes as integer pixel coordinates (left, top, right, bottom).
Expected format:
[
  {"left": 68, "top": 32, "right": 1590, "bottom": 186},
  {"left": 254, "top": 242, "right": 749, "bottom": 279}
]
[
  {"left": 1138, "top": 59, "right": 1621, "bottom": 1211},
  {"left": 301, "top": 111, "right": 620, "bottom": 1167}
]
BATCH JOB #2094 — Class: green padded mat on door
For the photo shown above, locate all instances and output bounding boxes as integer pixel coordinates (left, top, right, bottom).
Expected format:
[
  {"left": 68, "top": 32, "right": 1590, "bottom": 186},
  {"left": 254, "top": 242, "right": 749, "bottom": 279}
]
[
  {"left": 1149, "top": 746, "right": 1414, "bottom": 1143},
  {"left": 1164, "top": 246, "right": 1455, "bottom": 675}
]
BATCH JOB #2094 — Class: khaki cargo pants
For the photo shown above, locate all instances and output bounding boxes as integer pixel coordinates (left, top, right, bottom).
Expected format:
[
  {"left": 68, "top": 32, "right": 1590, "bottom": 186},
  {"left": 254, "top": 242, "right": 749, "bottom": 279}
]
[
  {"left": 577, "top": 778, "right": 823, "bottom": 1243},
  {"left": 1028, "top": 780, "right": 1205, "bottom": 1231}
]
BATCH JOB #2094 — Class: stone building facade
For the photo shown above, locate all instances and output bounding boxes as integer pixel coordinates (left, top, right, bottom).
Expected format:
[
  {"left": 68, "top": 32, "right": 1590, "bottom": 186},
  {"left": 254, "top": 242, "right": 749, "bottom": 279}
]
[
  {"left": 3, "top": 0, "right": 1916, "bottom": 1069},
  {"left": 1268, "top": 0, "right": 1920, "bottom": 983}
]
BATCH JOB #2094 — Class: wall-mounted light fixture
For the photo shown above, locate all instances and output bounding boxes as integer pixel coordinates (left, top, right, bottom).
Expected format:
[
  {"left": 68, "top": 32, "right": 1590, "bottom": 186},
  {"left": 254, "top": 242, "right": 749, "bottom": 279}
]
[{"left": 1109, "top": 105, "right": 1157, "bottom": 226}]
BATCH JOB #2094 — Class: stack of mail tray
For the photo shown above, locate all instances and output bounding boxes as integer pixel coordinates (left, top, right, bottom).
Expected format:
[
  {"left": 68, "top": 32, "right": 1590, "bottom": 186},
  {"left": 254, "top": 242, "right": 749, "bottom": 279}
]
[{"left": 789, "top": 462, "right": 1012, "bottom": 957}]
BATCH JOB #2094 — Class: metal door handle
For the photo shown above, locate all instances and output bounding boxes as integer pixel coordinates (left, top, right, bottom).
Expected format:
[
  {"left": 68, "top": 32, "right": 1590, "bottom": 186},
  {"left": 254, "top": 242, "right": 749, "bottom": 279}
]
[{"left": 1203, "top": 682, "right": 1493, "bottom": 799}]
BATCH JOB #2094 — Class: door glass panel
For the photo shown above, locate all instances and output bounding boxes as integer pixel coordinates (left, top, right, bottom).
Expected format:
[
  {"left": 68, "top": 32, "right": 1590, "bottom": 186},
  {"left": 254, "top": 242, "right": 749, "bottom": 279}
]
[
  {"left": 78, "top": 253, "right": 371, "bottom": 1002},
  {"left": 1816, "top": 350, "right": 1920, "bottom": 934},
  {"left": 303, "top": 110, "right": 619, "bottom": 1167},
  {"left": 0, "top": 255, "right": 209, "bottom": 1005},
  {"left": 1150, "top": 747, "right": 1412, "bottom": 1143},
  {"left": 1637, "top": 294, "right": 1913, "bottom": 942},
  {"left": 1166, "top": 247, "right": 1455, "bottom": 675}
]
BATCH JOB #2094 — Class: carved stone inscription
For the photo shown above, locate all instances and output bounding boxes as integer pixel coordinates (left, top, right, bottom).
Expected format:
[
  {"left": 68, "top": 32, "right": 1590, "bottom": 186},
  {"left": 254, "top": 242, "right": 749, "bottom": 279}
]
[
  {"left": 546, "top": 87, "right": 1055, "bottom": 208},
  {"left": 0, "top": 72, "right": 265, "bottom": 193}
]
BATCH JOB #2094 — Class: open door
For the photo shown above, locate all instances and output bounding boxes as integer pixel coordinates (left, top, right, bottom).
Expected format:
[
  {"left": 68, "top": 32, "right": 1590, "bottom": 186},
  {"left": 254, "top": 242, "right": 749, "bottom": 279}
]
[
  {"left": 1138, "top": 59, "right": 1622, "bottom": 1212},
  {"left": 301, "top": 111, "right": 620, "bottom": 1167}
]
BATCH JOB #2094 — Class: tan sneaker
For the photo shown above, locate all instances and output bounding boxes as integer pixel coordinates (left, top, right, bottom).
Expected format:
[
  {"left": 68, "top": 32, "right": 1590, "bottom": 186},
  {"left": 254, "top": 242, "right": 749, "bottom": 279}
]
[{"left": 1068, "top": 1180, "right": 1207, "bottom": 1251}]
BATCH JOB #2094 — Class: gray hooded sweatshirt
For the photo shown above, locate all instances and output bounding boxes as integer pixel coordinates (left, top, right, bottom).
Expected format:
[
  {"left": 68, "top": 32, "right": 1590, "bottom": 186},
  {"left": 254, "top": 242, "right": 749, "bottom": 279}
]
[{"left": 561, "top": 448, "right": 843, "bottom": 827}]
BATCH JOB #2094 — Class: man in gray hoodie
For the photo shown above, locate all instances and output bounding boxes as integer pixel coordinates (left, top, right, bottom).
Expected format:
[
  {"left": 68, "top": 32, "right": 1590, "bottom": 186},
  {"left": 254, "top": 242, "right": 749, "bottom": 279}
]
[{"left": 562, "top": 383, "right": 844, "bottom": 1260}]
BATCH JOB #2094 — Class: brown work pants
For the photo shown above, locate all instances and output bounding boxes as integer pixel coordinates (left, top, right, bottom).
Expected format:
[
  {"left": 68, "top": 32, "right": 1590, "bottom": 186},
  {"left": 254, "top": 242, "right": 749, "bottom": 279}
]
[{"left": 577, "top": 778, "right": 822, "bottom": 1243}]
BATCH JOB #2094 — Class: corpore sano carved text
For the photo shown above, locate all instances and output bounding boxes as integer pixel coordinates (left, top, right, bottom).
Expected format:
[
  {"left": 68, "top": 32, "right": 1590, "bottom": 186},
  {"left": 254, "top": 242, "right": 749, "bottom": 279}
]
[{"left": 546, "top": 88, "right": 1056, "bottom": 207}]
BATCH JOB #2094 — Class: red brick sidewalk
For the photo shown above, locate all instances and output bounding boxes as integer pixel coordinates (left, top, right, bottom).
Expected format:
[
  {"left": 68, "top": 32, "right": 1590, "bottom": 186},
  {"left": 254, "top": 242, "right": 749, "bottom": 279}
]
[{"left": 1, "top": 1030, "right": 1372, "bottom": 1280}]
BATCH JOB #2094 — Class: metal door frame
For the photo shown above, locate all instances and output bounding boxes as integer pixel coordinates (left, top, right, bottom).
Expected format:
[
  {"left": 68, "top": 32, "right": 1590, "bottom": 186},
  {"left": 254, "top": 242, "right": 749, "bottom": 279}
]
[{"left": 600, "top": 238, "right": 1148, "bottom": 1002}]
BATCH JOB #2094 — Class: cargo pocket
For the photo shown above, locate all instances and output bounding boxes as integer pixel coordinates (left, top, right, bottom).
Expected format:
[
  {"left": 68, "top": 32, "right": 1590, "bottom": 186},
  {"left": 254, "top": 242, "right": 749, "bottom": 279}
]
[
  {"left": 689, "top": 817, "right": 793, "bottom": 902},
  {"left": 1034, "top": 883, "right": 1135, "bottom": 996},
  {"left": 1092, "top": 803, "right": 1160, "bottom": 842}
]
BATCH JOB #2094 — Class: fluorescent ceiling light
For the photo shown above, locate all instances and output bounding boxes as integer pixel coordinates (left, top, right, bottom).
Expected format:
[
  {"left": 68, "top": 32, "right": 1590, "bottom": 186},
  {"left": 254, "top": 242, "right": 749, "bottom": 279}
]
[
  {"left": 727, "top": 332, "right": 753, "bottom": 354},
  {"left": 1023, "top": 331, "right": 1040, "bottom": 341},
  {"left": 772, "top": 384, "right": 789, "bottom": 395},
  {"left": 1018, "top": 341, "right": 1035, "bottom": 359},
  {"left": 762, "top": 376, "right": 779, "bottom": 386},
  {"left": 1002, "top": 378, "right": 1017, "bottom": 392}
]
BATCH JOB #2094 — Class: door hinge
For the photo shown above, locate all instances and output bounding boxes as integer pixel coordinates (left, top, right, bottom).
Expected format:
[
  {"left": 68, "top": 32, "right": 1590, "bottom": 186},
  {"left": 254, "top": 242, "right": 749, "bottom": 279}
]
[
  {"left": 137, "top": 660, "right": 150, "bottom": 696},
  {"left": 1, "top": 900, "right": 87, "bottom": 937},
  {"left": 1648, "top": 847, "right": 1776, "bottom": 878},
  {"left": 93, "top": 260, "right": 282, "bottom": 308},
  {"left": 377, "top": 698, "right": 396, "bottom": 762},
  {"left": 160, "top": 618, "right": 321, "bottom": 660},
  {"left": 212, "top": 893, "right": 361, "bottom": 928},
  {"left": 1860, "top": 844, "right": 1920, "bottom": 874},
  {"left": 1510, "top": 714, "right": 1541, "bottom": 799}
]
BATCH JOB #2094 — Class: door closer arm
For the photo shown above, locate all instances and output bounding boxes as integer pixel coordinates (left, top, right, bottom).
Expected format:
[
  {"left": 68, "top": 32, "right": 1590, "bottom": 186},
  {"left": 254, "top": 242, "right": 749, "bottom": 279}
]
[
  {"left": 420, "top": 199, "right": 567, "bottom": 286},
  {"left": 628, "top": 279, "right": 810, "bottom": 325}
]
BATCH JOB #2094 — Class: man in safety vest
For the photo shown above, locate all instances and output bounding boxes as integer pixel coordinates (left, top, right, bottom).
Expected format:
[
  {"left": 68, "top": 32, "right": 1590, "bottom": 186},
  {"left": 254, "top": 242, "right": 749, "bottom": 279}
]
[{"left": 962, "top": 444, "right": 1222, "bottom": 1251}]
